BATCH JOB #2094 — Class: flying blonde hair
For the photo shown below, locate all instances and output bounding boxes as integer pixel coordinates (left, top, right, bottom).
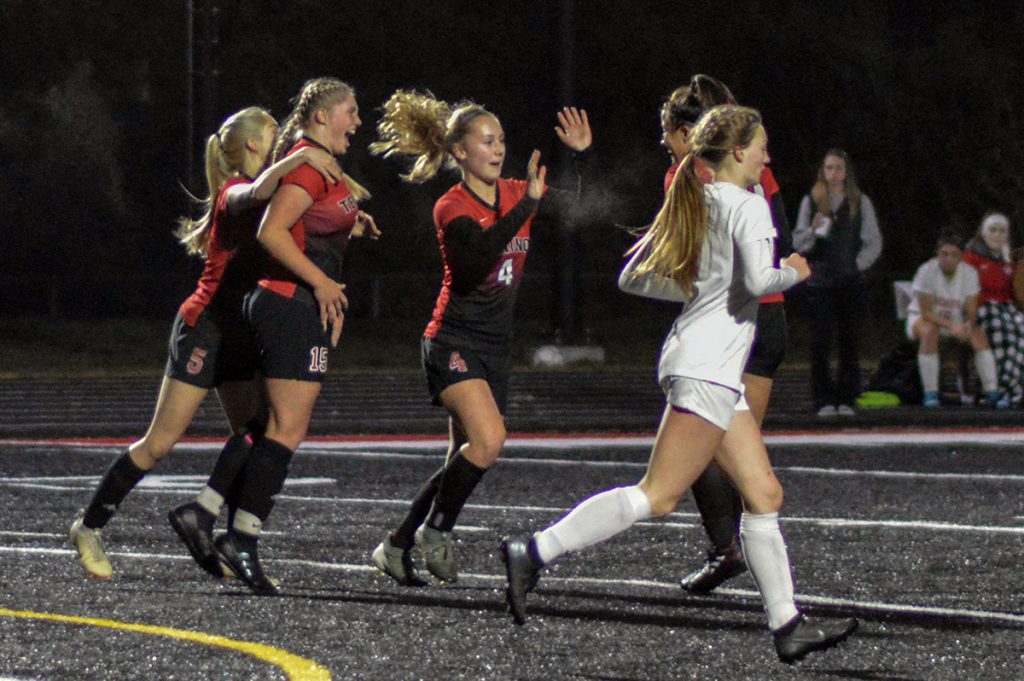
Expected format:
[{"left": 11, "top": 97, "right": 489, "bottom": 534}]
[{"left": 370, "top": 89, "right": 495, "bottom": 184}]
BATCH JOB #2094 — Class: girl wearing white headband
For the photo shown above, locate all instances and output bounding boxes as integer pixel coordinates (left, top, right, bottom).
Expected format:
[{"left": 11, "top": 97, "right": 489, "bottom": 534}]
[{"left": 962, "top": 212, "right": 1024, "bottom": 407}]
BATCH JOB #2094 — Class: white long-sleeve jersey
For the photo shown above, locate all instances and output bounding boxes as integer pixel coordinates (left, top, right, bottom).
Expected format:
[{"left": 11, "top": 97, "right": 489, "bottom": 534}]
[{"left": 619, "top": 182, "right": 799, "bottom": 390}]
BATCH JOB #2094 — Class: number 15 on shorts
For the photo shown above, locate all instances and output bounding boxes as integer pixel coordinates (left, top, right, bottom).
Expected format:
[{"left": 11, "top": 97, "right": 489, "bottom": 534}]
[{"left": 309, "top": 346, "right": 328, "bottom": 373}]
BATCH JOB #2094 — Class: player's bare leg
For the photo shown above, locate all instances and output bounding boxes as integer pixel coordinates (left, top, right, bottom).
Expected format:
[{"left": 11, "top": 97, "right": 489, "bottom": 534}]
[
  {"left": 71, "top": 377, "right": 208, "bottom": 579},
  {"left": 681, "top": 373, "right": 772, "bottom": 592},
  {"left": 715, "top": 411, "right": 857, "bottom": 662}
]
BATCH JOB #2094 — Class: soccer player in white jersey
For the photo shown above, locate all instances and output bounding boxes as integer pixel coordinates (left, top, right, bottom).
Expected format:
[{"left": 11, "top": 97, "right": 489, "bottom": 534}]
[
  {"left": 501, "top": 105, "right": 858, "bottom": 664},
  {"left": 906, "top": 229, "right": 1000, "bottom": 408}
]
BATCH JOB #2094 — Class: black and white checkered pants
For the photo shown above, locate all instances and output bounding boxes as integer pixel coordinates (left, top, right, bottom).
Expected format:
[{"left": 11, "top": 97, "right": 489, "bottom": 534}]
[{"left": 977, "top": 301, "right": 1024, "bottom": 405}]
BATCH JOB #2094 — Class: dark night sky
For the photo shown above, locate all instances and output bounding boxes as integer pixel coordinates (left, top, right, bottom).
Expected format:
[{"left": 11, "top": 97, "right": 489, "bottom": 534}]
[{"left": 2, "top": 1, "right": 1021, "bottom": 321}]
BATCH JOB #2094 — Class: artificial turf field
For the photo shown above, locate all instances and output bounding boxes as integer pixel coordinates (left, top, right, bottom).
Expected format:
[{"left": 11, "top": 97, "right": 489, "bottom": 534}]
[{"left": 1, "top": 431, "right": 1022, "bottom": 680}]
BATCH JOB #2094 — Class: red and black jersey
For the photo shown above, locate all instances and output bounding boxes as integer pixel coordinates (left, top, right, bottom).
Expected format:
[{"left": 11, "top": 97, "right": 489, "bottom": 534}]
[
  {"left": 963, "top": 247, "right": 1016, "bottom": 304},
  {"left": 259, "top": 138, "right": 360, "bottom": 300},
  {"left": 178, "top": 176, "right": 264, "bottom": 326},
  {"left": 424, "top": 178, "right": 540, "bottom": 351},
  {"left": 750, "top": 167, "right": 791, "bottom": 303},
  {"left": 663, "top": 164, "right": 791, "bottom": 303}
]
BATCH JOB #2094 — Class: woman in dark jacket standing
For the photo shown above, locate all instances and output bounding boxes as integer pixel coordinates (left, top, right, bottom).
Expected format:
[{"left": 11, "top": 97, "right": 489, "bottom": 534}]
[{"left": 793, "top": 149, "right": 882, "bottom": 416}]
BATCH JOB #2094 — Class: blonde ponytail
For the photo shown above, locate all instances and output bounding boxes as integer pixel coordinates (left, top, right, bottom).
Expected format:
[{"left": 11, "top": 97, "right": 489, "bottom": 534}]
[
  {"left": 625, "top": 105, "right": 762, "bottom": 295},
  {"left": 626, "top": 154, "right": 708, "bottom": 295},
  {"left": 175, "top": 107, "right": 273, "bottom": 257}
]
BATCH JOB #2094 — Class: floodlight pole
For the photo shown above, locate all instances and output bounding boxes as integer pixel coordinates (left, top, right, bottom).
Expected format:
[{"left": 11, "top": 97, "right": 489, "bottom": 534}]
[
  {"left": 185, "top": 0, "right": 218, "bottom": 196},
  {"left": 555, "top": 0, "right": 581, "bottom": 344}
]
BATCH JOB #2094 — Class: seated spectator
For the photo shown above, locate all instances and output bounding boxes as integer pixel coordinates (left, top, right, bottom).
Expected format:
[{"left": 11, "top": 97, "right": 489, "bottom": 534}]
[
  {"left": 962, "top": 212, "right": 1024, "bottom": 408},
  {"left": 906, "top": 230, "right": 1000, "bottom": 408}
]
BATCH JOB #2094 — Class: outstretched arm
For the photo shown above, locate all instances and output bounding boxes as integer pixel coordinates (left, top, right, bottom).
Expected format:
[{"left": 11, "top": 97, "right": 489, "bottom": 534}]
[{"left": 444, "top": 151, "right": 545, "bottom": 290}]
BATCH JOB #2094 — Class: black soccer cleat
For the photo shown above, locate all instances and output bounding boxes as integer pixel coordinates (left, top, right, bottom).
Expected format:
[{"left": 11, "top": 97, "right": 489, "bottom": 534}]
[
  {"left": 773, "top": 614, "right": 858, "bottom": 664},
  {"left": 168, "top": 503, "right": 222, "bottom": 578},
  {"left": 214, "top": 533, "right": 280, "bottom": 597},
  {"left": 501, "top": 538, "right": 541, "bottom": 626},
  {"left": 679, "top": 544, "right": 747, "bottom": 594}
]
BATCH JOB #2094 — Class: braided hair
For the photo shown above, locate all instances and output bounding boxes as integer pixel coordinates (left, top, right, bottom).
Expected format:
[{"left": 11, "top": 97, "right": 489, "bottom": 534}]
[{"left": 274, "top": 77, "right": 370, "bottom": 200}]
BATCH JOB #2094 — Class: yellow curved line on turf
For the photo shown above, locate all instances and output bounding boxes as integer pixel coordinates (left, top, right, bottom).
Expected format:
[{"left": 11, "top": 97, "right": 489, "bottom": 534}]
[{"left": 0, "top": 607, "right": 330, "bottom": 680}]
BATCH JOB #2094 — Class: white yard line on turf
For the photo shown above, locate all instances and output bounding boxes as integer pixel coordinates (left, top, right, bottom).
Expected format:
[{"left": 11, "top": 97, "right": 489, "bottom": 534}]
[{"left": 5, "top": 546, "right": 1022, "bottom": 628}]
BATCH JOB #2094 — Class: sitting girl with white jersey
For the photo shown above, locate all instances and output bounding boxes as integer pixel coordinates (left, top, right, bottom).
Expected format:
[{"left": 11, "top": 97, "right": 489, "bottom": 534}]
[
  {"left": 501, "top": 105, "right": 857, "bottom": 664},
  {"left": 907, "top": 229, "right": 1000, "bottom": 408}
]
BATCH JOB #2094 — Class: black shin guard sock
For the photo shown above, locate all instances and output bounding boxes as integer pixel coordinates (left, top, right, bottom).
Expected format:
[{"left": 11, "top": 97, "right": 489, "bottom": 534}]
[
  {"left": 690, "top": 462, "right": 743, "bottom": 552},
  {"left": 206, "top": 432, "right": 253, "bottom": 499},
  {"left": 425, "top": 453, "right": 487, "bottom": 533},
  {"left": 224, "top": 470, "right": 246, "bottom": 527},
  {"left": 83, "top": 450, "right": 148, "bottom": 529},
  {"left": 389, "top": 464, "right": 446, "bottom": 550},
  {"left": 245, "top": 417, "right": 267, "bottom": 439},
  {"left": 234, "top": 437, "right": 294, "bottom": 523}
]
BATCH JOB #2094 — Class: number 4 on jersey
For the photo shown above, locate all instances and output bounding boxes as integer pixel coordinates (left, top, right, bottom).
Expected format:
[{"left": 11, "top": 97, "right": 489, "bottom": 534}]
[{"left": 498, "top": 258, "right": 514, "bottom": 286}]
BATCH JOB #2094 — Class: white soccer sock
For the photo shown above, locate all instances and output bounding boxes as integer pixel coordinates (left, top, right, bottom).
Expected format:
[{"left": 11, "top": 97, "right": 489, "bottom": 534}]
[
  {"left": 740, "top": 512, "right": 800, "bottom": 630},
  {"left": 533, "top": 486, "right": 652, "bottom": 565},
  {"left": 975, "top": 349, "right": 998, "bottom": 393},
  {"left": 232, "top": 509, "right": 262, "bottom": 537},
  {"left": 917, "top": 353, "right": 939, "bottom": 393},
  {"left": 195, "top": 486, "right": 224, "bottom": 517}
]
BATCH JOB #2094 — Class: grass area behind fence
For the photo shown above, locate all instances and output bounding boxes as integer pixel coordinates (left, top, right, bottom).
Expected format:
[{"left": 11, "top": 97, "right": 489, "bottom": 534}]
[{"left": 0, "top": 305, "right": 900, "bottom": 378}]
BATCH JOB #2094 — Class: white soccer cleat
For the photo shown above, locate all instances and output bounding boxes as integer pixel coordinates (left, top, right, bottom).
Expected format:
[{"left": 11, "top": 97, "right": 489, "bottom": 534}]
[{"left": 69, "top": 511, "right": 113, "bottom": 580}]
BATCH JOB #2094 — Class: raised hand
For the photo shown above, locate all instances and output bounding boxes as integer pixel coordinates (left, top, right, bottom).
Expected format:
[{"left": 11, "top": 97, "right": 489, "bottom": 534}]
[
  {"left": 526, "top": 149, "right": 548, "bottom": 200},
  {"left": 555, "top": 107, "right": 592, "bottom": 152}
]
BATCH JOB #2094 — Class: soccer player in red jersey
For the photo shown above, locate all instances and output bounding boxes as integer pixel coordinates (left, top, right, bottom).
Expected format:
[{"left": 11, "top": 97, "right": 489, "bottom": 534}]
[
  {"left": 70, "top": 106, "right": 342, "bottom": 580},
  {"left": 210, "top": 78, "right": 379, "bottom": 595},
  {"left": 366, "top": 91, "right": 591, "bottom": 586},
  {"left": 660, "top": 75, "right": 795, "bottom": 594}
]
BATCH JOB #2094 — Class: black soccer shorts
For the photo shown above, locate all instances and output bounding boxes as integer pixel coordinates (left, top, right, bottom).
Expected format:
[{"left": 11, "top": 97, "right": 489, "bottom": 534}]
[
  {"left": 421, "top": 337, "right": 510, "bottom": 413},
  {"left": 244, "top": 286, "right": 332, "bottom": 383},
  {"left": 744, "top": 302, "right": 788, "bottom": 379},
  {"left": 165, "top": 306, "right": 259, "bottom": 389}
]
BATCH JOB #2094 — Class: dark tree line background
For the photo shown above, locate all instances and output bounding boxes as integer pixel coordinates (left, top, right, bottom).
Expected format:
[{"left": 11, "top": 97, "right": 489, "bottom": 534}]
[{"left": 2, "top": 1, "right": 1021, "bottom": 341}]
